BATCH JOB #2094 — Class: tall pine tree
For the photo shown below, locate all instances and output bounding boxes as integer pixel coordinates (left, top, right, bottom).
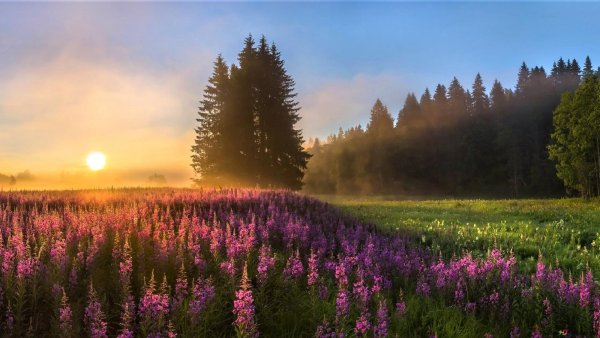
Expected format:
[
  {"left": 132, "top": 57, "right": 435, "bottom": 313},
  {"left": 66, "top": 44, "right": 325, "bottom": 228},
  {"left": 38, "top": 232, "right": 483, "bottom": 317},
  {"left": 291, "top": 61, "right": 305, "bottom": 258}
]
[{"left": 191, "top": 35, "right": 309, "bottom": 189}]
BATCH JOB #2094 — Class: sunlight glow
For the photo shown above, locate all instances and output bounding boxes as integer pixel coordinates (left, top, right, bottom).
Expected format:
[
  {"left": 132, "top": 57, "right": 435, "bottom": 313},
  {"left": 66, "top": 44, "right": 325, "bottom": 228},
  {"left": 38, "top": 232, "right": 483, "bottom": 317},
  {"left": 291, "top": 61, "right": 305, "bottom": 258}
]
[{"left": 86, "top": 152, "right": 106, "bottom": 171}]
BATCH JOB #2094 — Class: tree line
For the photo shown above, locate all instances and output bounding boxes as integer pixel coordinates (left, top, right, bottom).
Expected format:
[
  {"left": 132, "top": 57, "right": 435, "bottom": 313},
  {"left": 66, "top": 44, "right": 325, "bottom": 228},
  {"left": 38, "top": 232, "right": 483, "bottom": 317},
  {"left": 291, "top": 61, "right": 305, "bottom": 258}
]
[
  {"left": 304, "top": 57, "right": 599, "bottom": 197},
  {"left": 191, "top": 35, "right": 309, "bottom": 190}
]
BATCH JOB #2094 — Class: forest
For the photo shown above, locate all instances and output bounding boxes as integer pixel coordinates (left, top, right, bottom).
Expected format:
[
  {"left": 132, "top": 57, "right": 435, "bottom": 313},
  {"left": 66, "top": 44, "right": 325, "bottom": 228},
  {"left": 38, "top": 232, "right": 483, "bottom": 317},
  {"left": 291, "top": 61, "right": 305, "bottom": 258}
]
[{"left": 304, "top": 57, "right": 600, "bottom": 197}]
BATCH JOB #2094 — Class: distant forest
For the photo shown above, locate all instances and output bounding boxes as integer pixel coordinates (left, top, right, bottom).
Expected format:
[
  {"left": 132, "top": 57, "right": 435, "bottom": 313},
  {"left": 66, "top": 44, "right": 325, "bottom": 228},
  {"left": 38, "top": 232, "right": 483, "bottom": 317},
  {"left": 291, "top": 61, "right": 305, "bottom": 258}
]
[{"left": 304, "top": 57, "right": 599, "bottom": 197}]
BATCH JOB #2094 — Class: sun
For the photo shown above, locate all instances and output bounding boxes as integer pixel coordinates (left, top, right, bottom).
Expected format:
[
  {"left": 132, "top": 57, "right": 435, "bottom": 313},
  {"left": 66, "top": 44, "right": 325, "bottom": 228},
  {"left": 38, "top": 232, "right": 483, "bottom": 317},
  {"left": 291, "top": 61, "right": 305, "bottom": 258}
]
[{"left": 86, "top": 152, "right": 106, "bottom": 171}]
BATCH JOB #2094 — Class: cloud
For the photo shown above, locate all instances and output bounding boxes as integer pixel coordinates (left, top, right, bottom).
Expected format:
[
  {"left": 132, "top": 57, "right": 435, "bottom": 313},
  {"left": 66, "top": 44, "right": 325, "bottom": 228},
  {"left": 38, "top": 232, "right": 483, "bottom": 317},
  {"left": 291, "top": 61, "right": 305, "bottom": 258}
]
[
  {"left": 0, "top": 22, "right": 214, "bottom": 188},
  {"left": 297, "top": 73, "right": 410, "bottom": 139}
]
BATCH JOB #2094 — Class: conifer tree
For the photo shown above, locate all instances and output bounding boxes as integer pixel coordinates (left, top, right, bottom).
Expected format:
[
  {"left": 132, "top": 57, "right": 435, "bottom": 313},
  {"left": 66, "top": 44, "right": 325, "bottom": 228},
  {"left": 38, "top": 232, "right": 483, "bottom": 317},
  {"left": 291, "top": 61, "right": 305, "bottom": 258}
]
[
  {"left": 191, "top": 55, "right": 229, "bottom": 183},
  {"left": 192, "top": 35, "right": 309, "bottom": 189}
]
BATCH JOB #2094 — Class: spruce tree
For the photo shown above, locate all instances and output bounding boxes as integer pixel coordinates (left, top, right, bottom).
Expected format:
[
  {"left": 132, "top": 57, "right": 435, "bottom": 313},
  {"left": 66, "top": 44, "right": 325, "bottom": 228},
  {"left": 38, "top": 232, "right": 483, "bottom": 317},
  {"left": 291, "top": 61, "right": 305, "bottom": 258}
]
[
  {"left": 471, "top": 73, "right": 489, "bottom": 115},
  {"left": 191, "top": 55, "right": 229, "bottom": 184},
  {"left": 583, "top": 56, "right": 593, "bottom": 78},
  {"left": 191, "top": 35, "right": 309, "bottom": 189},
  {"left": 396, "top": 93, "right": 420, "bottom": 128}
]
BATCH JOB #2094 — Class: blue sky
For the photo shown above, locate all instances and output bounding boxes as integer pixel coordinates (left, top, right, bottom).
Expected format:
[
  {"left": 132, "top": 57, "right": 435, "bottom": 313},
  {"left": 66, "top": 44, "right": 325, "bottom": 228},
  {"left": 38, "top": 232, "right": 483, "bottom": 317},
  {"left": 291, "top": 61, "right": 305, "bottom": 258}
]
[{"left": 1, "top": 2, "right": 600, "bottom": 184}]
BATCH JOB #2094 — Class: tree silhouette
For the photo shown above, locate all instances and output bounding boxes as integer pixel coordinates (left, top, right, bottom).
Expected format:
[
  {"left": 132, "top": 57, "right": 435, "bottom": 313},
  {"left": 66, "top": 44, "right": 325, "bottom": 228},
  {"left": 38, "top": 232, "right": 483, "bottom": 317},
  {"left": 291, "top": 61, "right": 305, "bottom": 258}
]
[{"left": 192, "top": 35, "right": 309, "bottom": 189}]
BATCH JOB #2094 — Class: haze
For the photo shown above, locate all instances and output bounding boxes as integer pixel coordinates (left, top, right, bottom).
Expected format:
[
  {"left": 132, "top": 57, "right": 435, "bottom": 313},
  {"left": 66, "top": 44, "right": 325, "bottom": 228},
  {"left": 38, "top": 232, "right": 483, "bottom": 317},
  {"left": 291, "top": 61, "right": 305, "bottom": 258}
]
[{"left": 1, "top": 2, "right": 599, "bottom": 188}]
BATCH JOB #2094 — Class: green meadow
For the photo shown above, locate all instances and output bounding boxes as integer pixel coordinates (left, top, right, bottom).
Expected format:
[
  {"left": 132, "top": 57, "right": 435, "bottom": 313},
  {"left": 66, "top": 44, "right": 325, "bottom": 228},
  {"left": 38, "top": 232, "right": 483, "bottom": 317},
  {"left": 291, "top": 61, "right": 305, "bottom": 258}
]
[{"left": 322, "top": 196, "right": 600, "bottom": 277}]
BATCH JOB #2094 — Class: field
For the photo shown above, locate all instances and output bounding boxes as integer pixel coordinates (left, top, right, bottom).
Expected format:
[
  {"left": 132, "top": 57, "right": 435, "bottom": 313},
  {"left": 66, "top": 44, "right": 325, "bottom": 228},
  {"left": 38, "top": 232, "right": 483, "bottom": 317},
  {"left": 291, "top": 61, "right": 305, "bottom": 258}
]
[
  {"left": 323, "top": 196, "right": 600, "bottom": 277},
  {"left": 0, "top": 189, "right": 599, "bottom": 337}
]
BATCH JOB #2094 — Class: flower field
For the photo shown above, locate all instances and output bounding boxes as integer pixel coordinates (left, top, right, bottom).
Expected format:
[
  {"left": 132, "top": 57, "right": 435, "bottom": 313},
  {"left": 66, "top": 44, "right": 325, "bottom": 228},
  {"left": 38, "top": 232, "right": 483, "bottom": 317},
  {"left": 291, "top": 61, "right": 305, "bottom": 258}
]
[{"left": 0, "top": 189, "right": 599, "bottom": 337}]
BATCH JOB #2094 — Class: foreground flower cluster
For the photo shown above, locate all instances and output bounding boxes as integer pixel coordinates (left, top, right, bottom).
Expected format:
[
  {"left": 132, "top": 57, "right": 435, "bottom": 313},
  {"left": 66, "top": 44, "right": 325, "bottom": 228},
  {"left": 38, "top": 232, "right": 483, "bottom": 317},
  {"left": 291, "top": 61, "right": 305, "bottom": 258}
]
[{"left": 0, "top": 189, "right": 597, "bottom": 337}]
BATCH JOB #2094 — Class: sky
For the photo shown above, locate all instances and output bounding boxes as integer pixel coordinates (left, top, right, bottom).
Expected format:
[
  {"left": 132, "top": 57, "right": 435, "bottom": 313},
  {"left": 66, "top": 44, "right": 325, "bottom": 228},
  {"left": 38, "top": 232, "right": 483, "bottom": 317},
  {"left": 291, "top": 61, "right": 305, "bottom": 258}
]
[{"left": 1, "top": 2, "right": 600, "bottom": 188}]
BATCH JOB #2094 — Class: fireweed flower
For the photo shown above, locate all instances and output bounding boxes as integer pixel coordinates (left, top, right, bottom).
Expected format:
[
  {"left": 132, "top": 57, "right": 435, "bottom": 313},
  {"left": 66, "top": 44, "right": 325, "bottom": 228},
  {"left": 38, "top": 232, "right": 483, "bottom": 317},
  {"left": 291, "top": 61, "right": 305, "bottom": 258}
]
[
  {"left": 59, "top": 288, "right": 72, "bottom": 335},
  {"left": 119, "top": 238, "right": 133, "bottom": 289},
  {"left": 257, "top": 245, "right": 275, "bottom": 284},
  {"left": 283, "top": 248, "right": 304, "bottom": 280},
  {"left": 396, "top": 289, "right": 407, "bottom": 316},
  {"left": 336, "top": 286, "right": 350, "bottom": 320},
  {"left": 173, "top": 263, "right": 188, "bottom": 311},
  {"left": 594, "top": 297, "right": 600, "bottom": 337},
  {"left": 190, "top": 277, "right": 216, "bottom": 318},
  {"left": 84, "top": 283, "right": 108, "bottom": 338},
  {"left": 315, "top": 320, "right": 337, "bottom": 338},
  {"left": 509, "top": 326, "right": 520, "bottom": 338},
  {"left": 307, "top": 248, "right": 319, "bottom": 287},
  {"left": 543, "top": 298, "right": 552, "bottom": 318},
  {"left": 374, "top": 299, "right": 389, "bottom": 338},
  {"left": 354, "top": 310, "right": 371, "bottom": 336},
  {"left": 233, "top": 262, "right": 258, "bottom": 338},
  {"left": 117, "top": 296, "right": 135, "bottom": 338},
  {"left": 353, "top": 269, "right": 370, "bottom": 307},
  {"left": 139, "top": 272, "right": 170, "bottom": 335}
]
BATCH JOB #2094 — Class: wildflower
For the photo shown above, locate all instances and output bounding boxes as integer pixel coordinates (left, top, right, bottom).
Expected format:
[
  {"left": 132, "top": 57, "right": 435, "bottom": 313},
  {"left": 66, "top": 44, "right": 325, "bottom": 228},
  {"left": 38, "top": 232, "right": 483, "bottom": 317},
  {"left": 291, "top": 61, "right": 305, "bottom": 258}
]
[
  {"left": 173, "top": 263, "right": 188, "bottom": 311},
  {"left": 543, "top": 298, "right": 552, "bottom": 318},
  {"left": 531, "top": 325, "right": 542, "bottom": 338},
  {"left": 84, "top": 283, "right": 108, "bottom": 338},
  {"left": 353, "top": 269, "right": 370, "bottom": 307},
  {"left": 579, "top": 274, "right": 591, "bottom": 309},
  {"left": 416, "top": 279, "right": 431, "bottom": 297},
  {"left": 139, "top": 271, "right": 170, "bottom": 335},
  {"left": 396, "top": 289, "right": 407, "bottom": 316},
  {"left": 190, "top": 277, "right": 216, "bottom": 318},
  {"left": 354, "top": 310, "right": 371, "bottom": 336},
  {"left": 307, "top": 248, "right": 319, "bottom": 286},
  {"left": 119, "top": 238, "right": 133, "bottom": 290},
  {"left": 593, "top": 296, "right": 600, "bottom": 337},
  {"left": 335, "top": 287, "right": 350, "bottom": 319},
  {"left": 373, "top": 299, "right": 389, "bottom": 338},
  {"left": 257, "top": 245, "right": 275, "bottom": 284},
  {"left": 59, "top": 288, "right": 72, "bottom": 335},
  {"left": 116, "top": 296, "right": 135, "bottom": 338},
  {"left": 233, "top": 262, "right": 258, "bottom": 338},
  {"left": 315, "top": 319, "right": 337, "bottom": 338},
  {"left": 283, "top": 248, "right": 304, "bottom": 280},
  {"left": 510, "top": 326, "right": 520, "bottom": 338}
]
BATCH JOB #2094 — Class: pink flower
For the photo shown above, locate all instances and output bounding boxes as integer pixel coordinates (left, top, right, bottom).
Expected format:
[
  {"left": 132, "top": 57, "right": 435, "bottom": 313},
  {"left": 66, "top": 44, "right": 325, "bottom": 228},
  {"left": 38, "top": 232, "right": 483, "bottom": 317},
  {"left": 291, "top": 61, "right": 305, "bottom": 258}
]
[
  {"left": 307, "top": 248, "right": 319, "bottom": 287},
  {"left": 190, "top": 277, "right": 215, "bottom": 318},
  {"left": 335, "top": 287, "right": 349, "bottom": 319},
  {"left": 59, "top": 289, "right": 72, "bottom": 335},
  {"left": 373, "top": 299, "right": 388, "bottom": 338},
  {"left": 257, "top": 245, "right": 275, "bottom": 284},
  {"left": 283, "top": 248, "right": 304, "bottom": 280},
  {"left": 84, "top": 284, "right": 108, "bottom": 338},
  {"left": 354, "top": 310, "right": 371, "bottom": 336},
  {"left": 173, "top": 264, "right": 189, "bottom": 311},
  {"left": 233, "top": 263, "right": 258, "bottom": 337}
]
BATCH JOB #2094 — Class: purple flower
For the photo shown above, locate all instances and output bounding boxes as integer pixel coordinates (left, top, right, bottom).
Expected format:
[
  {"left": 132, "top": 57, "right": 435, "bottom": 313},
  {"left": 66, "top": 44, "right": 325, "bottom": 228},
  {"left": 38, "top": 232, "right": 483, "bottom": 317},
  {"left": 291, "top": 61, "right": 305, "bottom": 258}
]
[
  {"left": 335, "top": 287, "right": 350, "bottom": 319},
  {"left": 59, "top": 289, "right": 72, "bottom": 335},
  {"left": 257, "top": 245, "right": 275, "bottom": 284},
  {"left": 173, "top": 263, "right": 188, "bottom": 311},
  {"left": 543, "top": 298, "right": 552, "bottom": 318},
  {"left": 509, "top": 326, "right": 520, "bottom": 338},
  {"left": 233, "top": 262, "right": 258, "bottom": 338},
  {"left": 373, "top": 299, "right": 389, "bottom": 338},
  {"left": 84, "top": 284, "right": 108, "bottom": 338},
  {"left": 283, "top": 248, "right": 304, "bottom": 280},
  {"left": 353, "top": 270, "right": 370, "bottom": 307},
  {"left": 190, "top": 277, "right": 216, "bottom": 318},
  {"left": 354, "top": 310, "right": 371, "bottom": 336},
  {"left": 416, "top": 279, "right": 431, "bottom": 297},
  {"left": 396, "top": 289, "right": 407, "bottom": 316},
  {"left": 307, "top": 248, "right": 319, "bottom": 287}
]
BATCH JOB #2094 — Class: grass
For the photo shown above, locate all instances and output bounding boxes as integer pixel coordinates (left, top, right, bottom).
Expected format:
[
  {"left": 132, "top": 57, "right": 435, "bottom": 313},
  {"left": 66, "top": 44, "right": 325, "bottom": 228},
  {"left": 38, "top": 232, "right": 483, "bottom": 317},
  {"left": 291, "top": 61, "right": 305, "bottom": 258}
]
[{"left": 319, "top": 196, "right": 600, "bottom": 276}]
